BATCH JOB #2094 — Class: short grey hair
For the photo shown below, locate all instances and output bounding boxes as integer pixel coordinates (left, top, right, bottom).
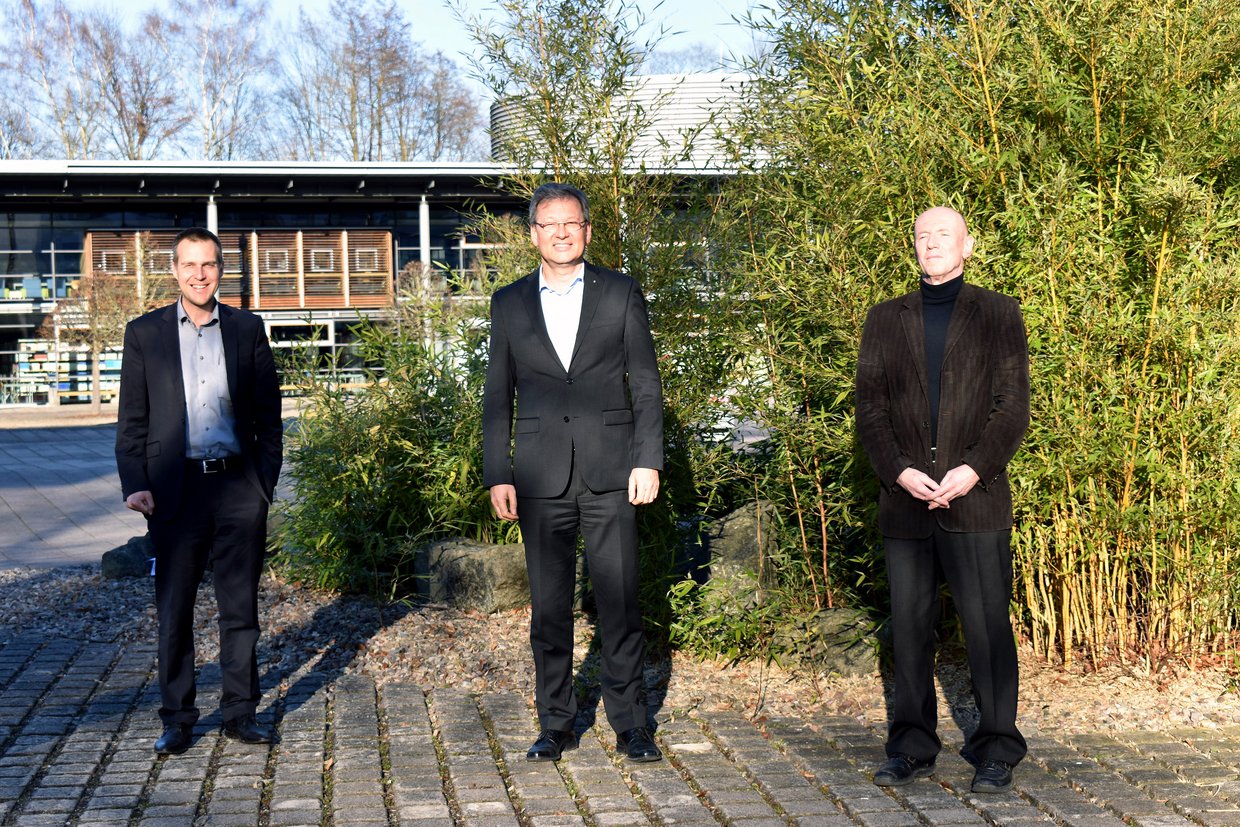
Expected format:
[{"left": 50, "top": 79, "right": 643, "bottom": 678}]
[{"left": 528, "top": 182, "right": 590, "bottom": 225}]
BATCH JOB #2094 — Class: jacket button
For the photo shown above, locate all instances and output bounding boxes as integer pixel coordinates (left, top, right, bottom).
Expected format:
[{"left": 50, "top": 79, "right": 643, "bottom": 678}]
[
  {"left": 563, "top": 416, "right": 570, "bottom": 423},
  {"left": 566, "top": 378, "right": 574, "bottom": 384}
]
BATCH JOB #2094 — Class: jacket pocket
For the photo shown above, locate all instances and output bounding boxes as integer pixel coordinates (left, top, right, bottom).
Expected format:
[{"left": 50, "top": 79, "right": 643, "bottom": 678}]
[
  {"left": 514, "top": 417, "right": 540, "bottom": 434},
  {"left": 602, "top": 409, "right": 633, "bottom": 425}
]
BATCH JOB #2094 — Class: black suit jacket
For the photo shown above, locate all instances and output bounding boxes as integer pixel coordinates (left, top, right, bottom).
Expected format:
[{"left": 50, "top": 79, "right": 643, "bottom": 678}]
[
  {"left": 855, "top": 282, "right": 1029, "bottom": 538},
  {"left": 115, "top": 301, "right": 283, "bottom": 521},
  {"left": 483, "top": 263, "right": 663, "bottom": 497}
]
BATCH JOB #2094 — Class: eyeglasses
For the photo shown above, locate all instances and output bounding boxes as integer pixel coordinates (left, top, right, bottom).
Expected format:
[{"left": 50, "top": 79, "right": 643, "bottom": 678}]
[
  {"left": 532, "top": 221, "right": 588, "bottom": 234},
  {"left": 177, "top": 261, "right": 220, "bottom": 274}
]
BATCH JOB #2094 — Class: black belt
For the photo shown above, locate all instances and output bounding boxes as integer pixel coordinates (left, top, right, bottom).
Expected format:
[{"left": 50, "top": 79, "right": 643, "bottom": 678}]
[{"left": 187, "top": 456, "right": 241, "bottom": 474}]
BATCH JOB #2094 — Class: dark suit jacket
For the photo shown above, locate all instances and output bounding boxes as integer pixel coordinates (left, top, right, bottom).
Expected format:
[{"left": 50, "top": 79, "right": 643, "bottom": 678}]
[
  {"left": 855, "top": 282, "right": 1029, "bottom": 538},
  {"left": 483, "top": 262, "right": 663, "bottom": 498},
  {"left": 115, "top": 302, "right": 283, "bottom": 521}
]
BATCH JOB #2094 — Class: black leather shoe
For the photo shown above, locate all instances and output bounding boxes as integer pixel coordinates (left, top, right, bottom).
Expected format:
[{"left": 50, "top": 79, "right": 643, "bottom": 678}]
[
  {"left": 617, "top": 727, "right": 662, "bottom": 762},
  {"left": 154, "top": 723, "right": 193, "bottom": 755},
  {"left": 873, "top": 754, "right": 935, "bottom": 786},
  {"left": 222, "top": 713, "right": 272, "bottom": 744},
  {"left": 526, "top": 729, "right": 577, "bottom": 761},
  {"left": 971, "top": 758, "right": 1013, "bottom": 793}
]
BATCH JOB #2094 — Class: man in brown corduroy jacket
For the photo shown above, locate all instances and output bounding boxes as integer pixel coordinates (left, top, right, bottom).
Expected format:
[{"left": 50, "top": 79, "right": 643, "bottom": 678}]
[{"left": 855, "top": 207, "right": 1030, "bottom": 794}]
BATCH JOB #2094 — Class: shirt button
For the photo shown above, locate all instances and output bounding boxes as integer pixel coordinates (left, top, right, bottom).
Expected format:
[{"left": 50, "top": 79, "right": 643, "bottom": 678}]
[{"left": 563, "top": 416, "right": 570, "bottom": 423}]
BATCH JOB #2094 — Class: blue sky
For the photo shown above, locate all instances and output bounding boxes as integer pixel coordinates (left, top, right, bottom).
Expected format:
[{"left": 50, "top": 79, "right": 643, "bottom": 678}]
[
  {"left": 59, "top": 0, "right": 764, "bottom": 69},
  {"left": 272, "top": 0, "right": 763, "bottom": 66}
]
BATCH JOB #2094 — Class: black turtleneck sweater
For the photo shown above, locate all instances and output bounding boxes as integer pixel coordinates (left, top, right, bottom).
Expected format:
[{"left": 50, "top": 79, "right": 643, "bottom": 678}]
[{"left": 922, "top": 275, "right": 963, "bottom": 445}]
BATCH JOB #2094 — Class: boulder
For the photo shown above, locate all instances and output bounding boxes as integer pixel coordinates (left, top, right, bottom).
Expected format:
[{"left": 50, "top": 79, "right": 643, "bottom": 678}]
[
  {"left": 102, "top": 534, "right": 154, "bottom": 579},
  {"left": 419, "top": 539, "right": 529, "bottom": 613},
  {"left": 699, "top": 501, "right": 777, "bottom": 607},
  {"left": 773, "top": 607, "right": 879, "bottom": 676},
  {"left": 705, "top": 500, "right": 776, "bottom": 582}
]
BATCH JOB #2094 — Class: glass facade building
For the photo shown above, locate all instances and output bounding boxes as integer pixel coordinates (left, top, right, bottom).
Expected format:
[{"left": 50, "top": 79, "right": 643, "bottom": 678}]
[{"left": 0, "top": 161, "right": 524, "bottom": 405}]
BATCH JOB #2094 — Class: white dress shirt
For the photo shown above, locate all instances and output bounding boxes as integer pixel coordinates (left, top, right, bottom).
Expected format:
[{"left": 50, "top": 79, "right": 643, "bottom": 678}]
[{"left": 538, "top": 264, "right": 585, "bottom": 371}]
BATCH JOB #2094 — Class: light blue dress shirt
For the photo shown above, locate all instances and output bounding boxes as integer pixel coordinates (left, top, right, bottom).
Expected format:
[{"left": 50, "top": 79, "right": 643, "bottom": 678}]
[
  {"left": 538, "top": 265, "right": 585, "bottom": 371},
  {"left": 177, "top": 298, "right": 242, "bottom": 459}
]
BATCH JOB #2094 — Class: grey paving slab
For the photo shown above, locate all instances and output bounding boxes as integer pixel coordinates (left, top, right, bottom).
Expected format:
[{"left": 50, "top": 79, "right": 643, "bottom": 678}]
[
  {"left": 0, "top": 401, "right": 297, "bottom": 569},
  {"left": 0, "top": 424, "right": 147, "bottom": 569}
]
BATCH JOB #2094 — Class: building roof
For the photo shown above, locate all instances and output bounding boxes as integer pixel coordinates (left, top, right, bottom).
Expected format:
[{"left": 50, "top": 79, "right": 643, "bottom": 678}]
[{"left": 0, "top": 160, "right": 514, "bottom": 201}]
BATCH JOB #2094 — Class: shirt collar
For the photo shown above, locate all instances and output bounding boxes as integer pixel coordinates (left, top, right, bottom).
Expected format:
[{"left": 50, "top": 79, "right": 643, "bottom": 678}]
[
  {"left": 538, "top": 263, "right": 585, "bottom": 295},
  {"left": 178, "top": 297, "right": 221, "bottom": 327}
]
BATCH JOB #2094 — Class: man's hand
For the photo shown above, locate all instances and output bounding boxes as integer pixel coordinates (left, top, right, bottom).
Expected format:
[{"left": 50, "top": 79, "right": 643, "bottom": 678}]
[
  {"left": 125, "top": 490, "right": 155, "bottom": 516},
  {"left": 896, "top": 468, "right": 940, "bottom": 503},
  {"left": 490, "top": 484, "right": 518, "bottom": 521},
  {"left": 932, "top": 464, "right": 979, "bottom": 508},
  {"left": 628, "top": 468, "right": 660, "bottom": 505}
]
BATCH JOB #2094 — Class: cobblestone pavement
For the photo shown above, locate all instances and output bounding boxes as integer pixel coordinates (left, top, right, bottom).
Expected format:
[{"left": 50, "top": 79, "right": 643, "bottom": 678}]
[{"left": 2, "top": 631, "right": 1240, "bottom": 826}]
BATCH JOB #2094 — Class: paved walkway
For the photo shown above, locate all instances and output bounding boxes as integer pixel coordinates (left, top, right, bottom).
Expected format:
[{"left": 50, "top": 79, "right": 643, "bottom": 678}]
[
  {"left": 0, "top": 401, "right": 300, "bottom": 569},
  {"left": 4, "top": 407, "right": 1240, "bottom": 825},
  {"left": 2, "top": 629, "right": 1240, "bottom": 826},
  {"left": 0, "top": 419, "right": 145, "bottom": 568}
]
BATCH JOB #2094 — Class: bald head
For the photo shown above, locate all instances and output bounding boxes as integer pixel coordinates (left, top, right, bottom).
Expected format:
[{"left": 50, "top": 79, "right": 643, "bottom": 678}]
[{"left": 913, "top": 207, "right": 974, "bottom": 284}]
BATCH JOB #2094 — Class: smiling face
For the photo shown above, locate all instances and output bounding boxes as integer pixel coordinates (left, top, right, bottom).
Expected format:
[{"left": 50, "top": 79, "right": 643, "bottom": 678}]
[
  {"left": 529, "top": 196, "right": 591, "bottom": 276},
  {"left": 913, "top": 207, "right": 974, "bottom": 284},
  {"left": 173, "top": 236, "right": 222, "bottom": 316}
]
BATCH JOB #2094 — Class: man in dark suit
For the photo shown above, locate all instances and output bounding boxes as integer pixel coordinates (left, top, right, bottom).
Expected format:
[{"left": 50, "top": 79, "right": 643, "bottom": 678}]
[
  {"left": 116, "top": 227, "right": 283, "bottom": 755},
  {"left": 855, "top": 207, "right": 1030, "bottom": 793},
  {"left": 483, "top": 182, "right": 664, "bottom": 763}
]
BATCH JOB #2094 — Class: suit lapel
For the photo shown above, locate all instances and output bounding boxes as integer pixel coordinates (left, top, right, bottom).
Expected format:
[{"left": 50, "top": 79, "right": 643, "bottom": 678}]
[
  {"left": 570, "top": 263, "right": 603, "bottom": 365},
  {"left": 518, "top": 270, "right": 564, "bottom": 370},
  {"left": 219, "top": 303, "right": 240, "bottom": 400},
  {"left": 159, "top": 302, "right": 187, "bottom": 413},
  {"left": 898, "top": 291, "right": 930, "bottom": 404},
  {"left": 942, "top": 283, "right": 978, "bottom": 363}
]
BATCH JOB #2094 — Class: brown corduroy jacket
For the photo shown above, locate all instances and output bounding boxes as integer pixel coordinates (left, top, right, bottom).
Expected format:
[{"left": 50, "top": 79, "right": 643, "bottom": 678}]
[{"left": 855, "top": 282, "right": 1029, "bottom": 539}]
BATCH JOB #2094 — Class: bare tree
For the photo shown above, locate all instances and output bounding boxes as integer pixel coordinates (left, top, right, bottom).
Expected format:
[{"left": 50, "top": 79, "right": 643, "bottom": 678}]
[
  {"left": 416, "top": 51, "right": 487, "bottom": 161},
  {"left": 38, "top": 240, "right": 165, "bottom": 413},
  {"left": 275, "top": 13, "right": 336, "bottom": 161},
  {"left": 641, "top": 43, "right": 728, "bottom": 75},
  {"left": 79, "top": 11, "right": 188, "bottom": 160},
  {"left": 277, "top": 0, "right": 483, "bottom": 161},
  {"left": 0, "top": 101, "right": 50, "bottom": 159},
  {"left": 6, "top": 0, "right": 104, "bottom": 158},
  {"left": 150, "top": 0, "right": 273, "bottom": 160}
]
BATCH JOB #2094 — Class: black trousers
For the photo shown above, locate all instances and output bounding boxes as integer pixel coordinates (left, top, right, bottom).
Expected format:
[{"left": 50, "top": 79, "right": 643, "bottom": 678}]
[
  {"left": 884, "top": 526, "right": 1027, "bottom": 766},
  {"left": 149, "top": 463, "right": 267, "bottom": 726},
  {"left": 518, "top": 459, "right": 646, "bottom": 734}
]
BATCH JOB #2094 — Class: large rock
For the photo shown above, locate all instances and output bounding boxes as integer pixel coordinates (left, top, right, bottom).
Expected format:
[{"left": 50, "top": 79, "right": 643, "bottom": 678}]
[
  {"left": 699, "top": 501, "right": 777, "bottom": 607},
  {"left": 418, "top": 539, "right": 529, "bottom": 613},
  {"left": 771, "top": 606, "right": 879, "bottom": 676},
  {"left": 102, "top": 534, "right": 154, "bottom": 579},
  {"left": 705, "top": 500, "right": 776, "bottom": 582}
]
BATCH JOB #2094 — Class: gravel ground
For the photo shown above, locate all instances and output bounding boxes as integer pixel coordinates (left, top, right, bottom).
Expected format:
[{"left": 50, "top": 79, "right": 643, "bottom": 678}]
[{"left": 3, "top": 565, "right": 1238, "bottom": 736}]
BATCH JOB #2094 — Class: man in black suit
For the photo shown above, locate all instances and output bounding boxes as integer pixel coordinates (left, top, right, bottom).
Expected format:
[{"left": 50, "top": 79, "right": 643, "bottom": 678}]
[
  {"left": 855, "top": 207, "right": 1030, "bottom": 793},
  {"left": 483, "top": 182, "right": 664, "bottom": 763},
  {"left": 116, "top": 227, "right": 283, "bottom": 755}
]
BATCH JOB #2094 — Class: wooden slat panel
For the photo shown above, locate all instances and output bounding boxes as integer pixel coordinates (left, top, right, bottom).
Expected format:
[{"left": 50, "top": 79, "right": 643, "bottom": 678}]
[
  {"left": 84, "top": 228, "right": 395, "bottom": 311},
  {"left": 252, "top": 232, "right": 299, "bottom": 310}
]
